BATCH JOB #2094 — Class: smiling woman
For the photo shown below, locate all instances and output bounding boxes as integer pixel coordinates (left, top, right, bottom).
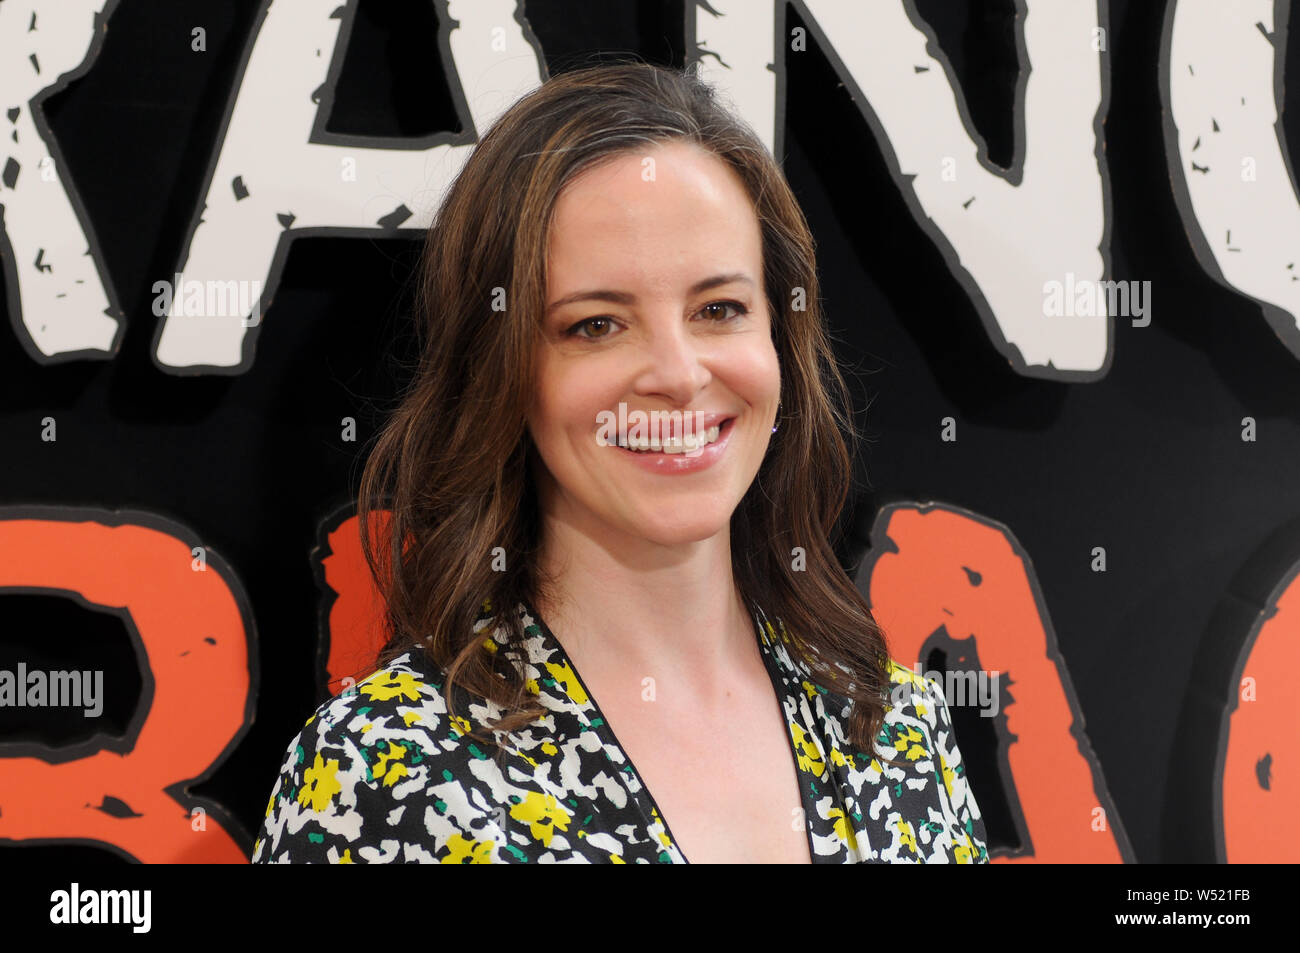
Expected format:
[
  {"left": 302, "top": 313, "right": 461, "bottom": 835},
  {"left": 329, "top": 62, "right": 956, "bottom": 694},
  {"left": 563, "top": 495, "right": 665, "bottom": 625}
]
[{"left": 251, "top": 59, "right": 988, "bottom": 864}]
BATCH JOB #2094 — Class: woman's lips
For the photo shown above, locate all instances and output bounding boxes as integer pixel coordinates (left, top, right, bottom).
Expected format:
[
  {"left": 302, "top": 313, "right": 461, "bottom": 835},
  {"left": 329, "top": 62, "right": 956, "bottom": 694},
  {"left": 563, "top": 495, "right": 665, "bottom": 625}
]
[
  {"left": 615, "top": 416, "right": 733, "bottom": 452},
  {"left": 612, "top": 417, "right": 737, "bottom": 473}
]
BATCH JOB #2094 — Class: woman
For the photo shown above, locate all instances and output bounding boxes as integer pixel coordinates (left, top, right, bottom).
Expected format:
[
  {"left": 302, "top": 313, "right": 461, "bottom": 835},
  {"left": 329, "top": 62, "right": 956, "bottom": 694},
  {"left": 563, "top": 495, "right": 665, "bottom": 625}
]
[{"left": 252, "top": 60, "right": 989, "bottom": 864}]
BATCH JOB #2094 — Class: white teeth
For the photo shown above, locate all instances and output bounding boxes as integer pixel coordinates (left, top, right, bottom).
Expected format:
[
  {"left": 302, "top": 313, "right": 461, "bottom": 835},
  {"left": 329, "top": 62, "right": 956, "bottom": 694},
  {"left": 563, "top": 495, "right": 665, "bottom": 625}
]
[{"left": 618, "top": 424, "right": 723, "bottom": 453}]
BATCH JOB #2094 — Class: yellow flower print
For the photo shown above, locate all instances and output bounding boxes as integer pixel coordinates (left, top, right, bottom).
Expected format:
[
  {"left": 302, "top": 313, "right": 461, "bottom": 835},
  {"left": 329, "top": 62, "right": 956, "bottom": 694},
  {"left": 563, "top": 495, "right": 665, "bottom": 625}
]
[
  {"left": 297, "top": 751, "right": 342, "bottom": 812},
  {"left": 371, "top": 743, "right": 409, "bottom": 787},
  {"left": 649, "top": 807, "right": 675, "bottom": 850},
  {"left": 886, "top": 659, "right": 921, "bottom": 684},
  {"left": 510, "top": 791, "right": 571, "bottom": 847},
  {"left": 442, "top": 833, "right": 495, "bottom": 863},
  {"left": 828, "top": 807, "right": 858, "bottom": 851},
  {"left": 338, "top": 849, "right": 354, "bottom": 864},
  {"left": 359, "top": 670, "right": 424, "bottom": 703},
  {"left": 954, "top": 835, "right": 973, "bottom": 864},
  {"left": 886, "top": 661, "right": 930, "bottom": 713},
  {"left": 896, "top": 818, "right": 918, "bottom": 855},
  {"left": 790, "top": 723, "right": 826, "bottom": 778},
  {"left": 448, "top": 714, "right": 472, "bottom": 737},
  {"left": 800, "top": 680, "right": 820, "bottom": 701},
  {"left": 939, "top": 751, "right": 954, "bottom": 800},
  {"left": 894, "top": 725, "right": 928, "bottom": 761},
  {"left": 543, "top": 660, "right": 589, "bottom": 705}
]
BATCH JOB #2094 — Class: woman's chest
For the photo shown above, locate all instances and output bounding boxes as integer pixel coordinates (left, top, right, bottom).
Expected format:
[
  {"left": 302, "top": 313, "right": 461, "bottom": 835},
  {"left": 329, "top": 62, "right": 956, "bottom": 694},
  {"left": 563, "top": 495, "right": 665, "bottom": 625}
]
[{"left": 588, "top": 676, "right": 815, "bottom": 864}]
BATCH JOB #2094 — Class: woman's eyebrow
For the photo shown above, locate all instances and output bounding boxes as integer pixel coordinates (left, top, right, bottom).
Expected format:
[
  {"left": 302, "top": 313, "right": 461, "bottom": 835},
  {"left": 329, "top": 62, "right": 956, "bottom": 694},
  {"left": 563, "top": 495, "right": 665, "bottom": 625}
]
[{"left": 544, "top": 272, "right": 754, "bottom": 315}]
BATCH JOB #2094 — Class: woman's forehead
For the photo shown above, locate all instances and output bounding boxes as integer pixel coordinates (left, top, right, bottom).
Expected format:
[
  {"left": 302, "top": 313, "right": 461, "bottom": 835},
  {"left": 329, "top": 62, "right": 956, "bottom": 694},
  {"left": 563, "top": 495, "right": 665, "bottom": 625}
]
[{"left": 547, "top": 155, "right": 761, "bottom": 278}]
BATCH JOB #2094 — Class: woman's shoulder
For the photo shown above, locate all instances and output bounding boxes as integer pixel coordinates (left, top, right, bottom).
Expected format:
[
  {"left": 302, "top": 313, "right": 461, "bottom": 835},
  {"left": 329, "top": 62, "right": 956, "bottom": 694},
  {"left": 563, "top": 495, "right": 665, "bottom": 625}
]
[
  {"left": 310, "top": 649, "right": 498, "bottom": 752},
  {"left": 877, "top": 657, "right": 961, "bottom": 761},
  {"left": 250, "top": 650, "right": 502, "bottom": 864},
  {"left": 876, "top": 657, "right": 990, "bottom": 863}
]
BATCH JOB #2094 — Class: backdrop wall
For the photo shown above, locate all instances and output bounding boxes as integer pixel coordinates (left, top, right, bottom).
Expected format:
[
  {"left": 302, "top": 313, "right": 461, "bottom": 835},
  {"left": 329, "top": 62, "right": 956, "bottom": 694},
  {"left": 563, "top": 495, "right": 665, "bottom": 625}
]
[{"left": 1, "top": 0, "right": 1295, "bottom": 864}]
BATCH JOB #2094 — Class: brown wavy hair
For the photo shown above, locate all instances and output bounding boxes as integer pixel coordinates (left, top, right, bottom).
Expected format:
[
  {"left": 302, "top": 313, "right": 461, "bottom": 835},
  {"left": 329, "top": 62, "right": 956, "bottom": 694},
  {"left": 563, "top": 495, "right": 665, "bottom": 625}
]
[{"left": 357, "top": 58, "right": 897, "bottom": 764}]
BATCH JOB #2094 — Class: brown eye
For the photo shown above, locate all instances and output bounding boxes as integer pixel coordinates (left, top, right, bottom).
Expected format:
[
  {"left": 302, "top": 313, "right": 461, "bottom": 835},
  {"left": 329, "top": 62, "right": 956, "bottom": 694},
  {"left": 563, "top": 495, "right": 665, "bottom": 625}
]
[
  {"left": 568, "top": 317, "right": 616, "bottom": 339},
  {"left": 699, "top": 301, "right": 748, "bottom": 322}
]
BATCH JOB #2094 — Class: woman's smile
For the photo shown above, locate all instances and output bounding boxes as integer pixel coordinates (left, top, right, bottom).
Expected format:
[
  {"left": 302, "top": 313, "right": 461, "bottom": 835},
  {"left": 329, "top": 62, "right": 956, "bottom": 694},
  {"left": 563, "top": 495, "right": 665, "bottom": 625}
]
[{"left": 610, "top": 415, "right": 738, "bottom": 473}]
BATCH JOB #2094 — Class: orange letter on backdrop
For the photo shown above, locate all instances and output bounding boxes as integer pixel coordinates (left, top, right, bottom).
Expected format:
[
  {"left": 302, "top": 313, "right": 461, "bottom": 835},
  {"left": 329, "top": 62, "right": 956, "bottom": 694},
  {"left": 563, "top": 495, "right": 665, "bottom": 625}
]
[
  {"left": 20, "top": 499, "right": 1279, "bottom": 863},
  {"left": 859, "top": 502, "right": 1132, "bottom": 862},
  {"left": 1220, "top": 563, "right": 1299, "bottom": 862},
  {"left": 312, "top": 506, "right": 391, "bottom": 697},
  {"left": 0, "top": 507, "right": 254, "bottom": 863}
]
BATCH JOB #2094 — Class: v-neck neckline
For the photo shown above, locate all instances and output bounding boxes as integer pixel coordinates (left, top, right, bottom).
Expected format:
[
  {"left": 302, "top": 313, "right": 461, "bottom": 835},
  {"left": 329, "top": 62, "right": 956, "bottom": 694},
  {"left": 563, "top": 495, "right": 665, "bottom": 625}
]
[{"left": 518, "top": 598, "right": 823, "bottom": 864}]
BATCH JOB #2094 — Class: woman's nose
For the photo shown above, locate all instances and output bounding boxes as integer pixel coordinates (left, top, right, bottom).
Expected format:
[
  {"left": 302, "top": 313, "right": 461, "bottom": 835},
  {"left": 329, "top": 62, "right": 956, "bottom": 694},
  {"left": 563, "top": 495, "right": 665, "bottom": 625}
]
[{"left": 633, "top": 318, "right": 712, "bottom": 399}]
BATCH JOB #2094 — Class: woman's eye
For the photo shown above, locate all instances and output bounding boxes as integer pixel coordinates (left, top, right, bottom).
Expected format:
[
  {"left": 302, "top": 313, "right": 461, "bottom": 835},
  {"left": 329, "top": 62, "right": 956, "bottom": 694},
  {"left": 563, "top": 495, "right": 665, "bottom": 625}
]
[
  {"left": 566, "top": 317, "right": 616, "bottom": 339},
  {"left": 699, "top": 300, "right": 749, "bottom": 322},
  {"left": 565, "top": 301, "right": 747, "bottom": 339}
]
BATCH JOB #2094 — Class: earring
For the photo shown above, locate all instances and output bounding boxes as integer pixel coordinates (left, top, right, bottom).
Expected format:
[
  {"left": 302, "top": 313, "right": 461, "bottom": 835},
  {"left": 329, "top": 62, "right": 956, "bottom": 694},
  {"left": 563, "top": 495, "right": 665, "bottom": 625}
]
[{"left": 772, "top": 401, "right": 781, "bottom": 434}]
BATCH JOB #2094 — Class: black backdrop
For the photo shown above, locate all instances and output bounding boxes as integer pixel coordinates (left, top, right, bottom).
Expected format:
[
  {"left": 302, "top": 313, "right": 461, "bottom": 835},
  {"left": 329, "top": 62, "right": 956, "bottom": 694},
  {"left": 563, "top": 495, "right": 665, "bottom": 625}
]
[{"left": 3, "top": 0, "right": 1297, "bottom": 865}]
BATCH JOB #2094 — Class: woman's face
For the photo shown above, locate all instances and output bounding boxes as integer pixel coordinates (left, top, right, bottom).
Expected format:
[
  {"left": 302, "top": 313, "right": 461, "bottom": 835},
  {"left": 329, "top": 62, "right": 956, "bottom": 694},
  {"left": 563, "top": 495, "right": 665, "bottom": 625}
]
[{"left": 527, "top": 139, "right": 781, "bottom": 549}]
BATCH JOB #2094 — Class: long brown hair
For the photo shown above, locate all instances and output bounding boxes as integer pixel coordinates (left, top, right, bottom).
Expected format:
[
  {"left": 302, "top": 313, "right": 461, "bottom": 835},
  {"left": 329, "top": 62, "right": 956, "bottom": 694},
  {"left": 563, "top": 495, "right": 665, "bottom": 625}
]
[{"left": 357, "top": 58, "right": 898, "bottom": 762}]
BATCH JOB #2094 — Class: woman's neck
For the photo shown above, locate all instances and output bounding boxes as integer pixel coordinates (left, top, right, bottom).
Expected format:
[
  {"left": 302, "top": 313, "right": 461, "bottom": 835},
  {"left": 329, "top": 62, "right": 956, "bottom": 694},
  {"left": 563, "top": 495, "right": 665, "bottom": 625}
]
[{"left": 532, "top": 516, "right": 758, "bottom": 699}]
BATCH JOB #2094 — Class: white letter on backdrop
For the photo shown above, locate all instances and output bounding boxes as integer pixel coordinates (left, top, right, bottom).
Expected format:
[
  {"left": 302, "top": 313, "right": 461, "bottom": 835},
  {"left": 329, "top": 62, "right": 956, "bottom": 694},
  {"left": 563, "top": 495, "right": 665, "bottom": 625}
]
[
  {"left": 153, "top": 0, "right": 542, "bottom": 373},
  {"left": 1160, "top": 1, "right": 1300, "bottom": 362},
  {"left": 0, "top": 0, "right": 122, "bottom": 363},
  {"left": 693, "top": 0, "right": 1114, "bottom": 380}
]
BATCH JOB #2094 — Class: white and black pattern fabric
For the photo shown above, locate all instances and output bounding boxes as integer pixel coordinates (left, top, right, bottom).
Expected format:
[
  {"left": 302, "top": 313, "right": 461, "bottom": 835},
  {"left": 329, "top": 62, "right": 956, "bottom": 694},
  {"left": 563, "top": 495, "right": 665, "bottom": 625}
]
[{"left": 252, "top": 601, "right": 990, "bottom": 864}]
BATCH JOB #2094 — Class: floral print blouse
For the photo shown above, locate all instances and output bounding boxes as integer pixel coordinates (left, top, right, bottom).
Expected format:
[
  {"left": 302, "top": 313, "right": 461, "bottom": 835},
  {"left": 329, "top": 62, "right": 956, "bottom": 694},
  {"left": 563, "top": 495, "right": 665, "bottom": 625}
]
[{"left": 252, "top": 600, "right": 990, "bottom": 863}]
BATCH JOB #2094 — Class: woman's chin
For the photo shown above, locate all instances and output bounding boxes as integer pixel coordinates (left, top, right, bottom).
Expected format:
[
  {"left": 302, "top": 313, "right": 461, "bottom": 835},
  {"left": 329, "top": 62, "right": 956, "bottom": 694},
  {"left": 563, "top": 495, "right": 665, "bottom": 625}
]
[{"left": 625, "top": 515, "right": 732, "bottom": 547}]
